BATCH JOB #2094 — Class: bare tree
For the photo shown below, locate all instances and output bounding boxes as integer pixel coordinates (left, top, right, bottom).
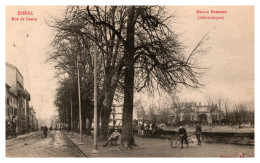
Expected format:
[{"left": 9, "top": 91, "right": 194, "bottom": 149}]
[
  {"left": 223, "top": 99, "right": 230, "bottom": 123},
  {"left": 217, "top": 97, "right": 223, "bottom": 123},
  {"left": 49, "top": 5, "right": 209, "bottom": 148},
  {"left": 48, "top": 6, "right": 128, "bottom": 139}
]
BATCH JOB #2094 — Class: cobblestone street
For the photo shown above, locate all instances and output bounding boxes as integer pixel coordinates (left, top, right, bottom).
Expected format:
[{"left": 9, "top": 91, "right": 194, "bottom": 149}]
[{"left": 6, "top": 131, "right": 83, "bottom": 157}]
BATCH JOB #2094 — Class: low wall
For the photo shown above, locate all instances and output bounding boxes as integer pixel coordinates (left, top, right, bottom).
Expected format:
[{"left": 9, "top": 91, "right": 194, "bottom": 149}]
[
  {"left": 200, "top": 132, "right": 254, "bottom": 145},
  {"left": 133, "top": 129, "right": 254, "bottom": 146}
]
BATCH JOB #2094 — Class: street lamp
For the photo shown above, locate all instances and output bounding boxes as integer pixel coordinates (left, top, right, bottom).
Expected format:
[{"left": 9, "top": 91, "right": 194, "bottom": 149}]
[
  {"left": 92, "top": 44, "right": 99, "bottom": 154},
  {"left": 70, "top": 76, "right": 73, "bottom": 138},
  {"left": 66, "top": 101, "right": 69, "bottom": 134},
  {"left": 77, "top": 55, "right": 83, "bottom": 144}
]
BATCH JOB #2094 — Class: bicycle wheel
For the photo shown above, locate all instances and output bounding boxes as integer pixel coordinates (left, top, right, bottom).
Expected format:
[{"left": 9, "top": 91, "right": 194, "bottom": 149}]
[
  {"left": 188, "top": 137, "right": 198, "bottom": 147},
  {"left": 171, "top": 139, "right": 180, "bottom": 148}
]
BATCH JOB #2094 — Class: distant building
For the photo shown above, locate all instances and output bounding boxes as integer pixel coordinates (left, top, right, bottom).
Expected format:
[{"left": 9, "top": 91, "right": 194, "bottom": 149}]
[
  {"left": 135, "top": 102, "right": 224, "bottom": 124},
  {"left": 171, "top": 102, "right": 224, "bottom": 124}
]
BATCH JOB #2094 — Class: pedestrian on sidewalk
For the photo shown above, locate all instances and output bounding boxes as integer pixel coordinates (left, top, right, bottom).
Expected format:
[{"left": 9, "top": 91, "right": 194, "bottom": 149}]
[{"left": 195, "top": 122, "right": 202, "bottom": 145}]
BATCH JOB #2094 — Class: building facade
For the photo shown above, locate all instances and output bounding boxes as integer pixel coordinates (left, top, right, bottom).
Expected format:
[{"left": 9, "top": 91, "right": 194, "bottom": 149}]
[{"left": 6, "top": 63, "right": 37, "bottom": 134}]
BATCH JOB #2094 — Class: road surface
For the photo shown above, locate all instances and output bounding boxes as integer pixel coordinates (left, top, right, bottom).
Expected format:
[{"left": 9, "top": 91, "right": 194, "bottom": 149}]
[{"left": 6, "top": 130, "right": 83, "bottom": 157}]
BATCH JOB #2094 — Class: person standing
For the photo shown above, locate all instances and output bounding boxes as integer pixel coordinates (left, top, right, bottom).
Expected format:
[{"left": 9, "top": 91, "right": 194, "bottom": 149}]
[
  {"left": 145, "top": 123, "right": 150, "bottom": 137},
  {"left": 137, "top": 123, "right": 141, "bottom": 137},
  {"left": 179, "top": 125, "right": 188, "bottom": 148},
  {"left": 195, "top": 122, "right": 202, "bottom": 145},
  {"left": 141, "top": 122, "right": 145, "bottom": 137},
  {"left": 149, "top": 123, "right": 153, "bottom": 137}
]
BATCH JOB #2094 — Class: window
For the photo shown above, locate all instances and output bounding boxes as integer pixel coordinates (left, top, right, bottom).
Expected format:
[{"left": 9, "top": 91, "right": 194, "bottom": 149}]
[
  {"left": 14, "top": 108, "right": 17, "bottom": 115},
  {"left": 9, "top": 107, "right": 13, "bottom": 115},
  {"left": 191, "top": 115, "right": 195, "bottom": 121},
  {"left": 7, "top": 107, "right": 9, "bottom": 116}
]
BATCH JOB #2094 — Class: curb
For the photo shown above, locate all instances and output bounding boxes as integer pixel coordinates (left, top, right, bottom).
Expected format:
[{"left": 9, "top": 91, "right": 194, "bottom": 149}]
[{"left": 61, "top": 131, "right": 88, "bottom": 157}]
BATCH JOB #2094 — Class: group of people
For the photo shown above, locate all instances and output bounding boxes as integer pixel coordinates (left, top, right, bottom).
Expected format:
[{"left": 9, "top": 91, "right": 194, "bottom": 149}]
[
  {"left": 179, "top": 122, "right": 202, "bottom": 148},
  {"left": 103, "top": 122, "right": 202, "bottom": 148},
  {"left": 137, "top": 122, "right": 163, "bottom": 138}
]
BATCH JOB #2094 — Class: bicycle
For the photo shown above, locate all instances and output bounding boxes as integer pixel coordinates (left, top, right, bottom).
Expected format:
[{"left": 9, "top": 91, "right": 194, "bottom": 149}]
[{"left": 171, "top": 134, "right": 198, "bottom": 148}]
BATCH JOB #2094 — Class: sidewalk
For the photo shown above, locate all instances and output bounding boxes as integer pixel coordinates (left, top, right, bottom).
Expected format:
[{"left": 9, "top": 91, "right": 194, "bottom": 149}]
[
  {"left": 61, "top": 130, "right": 254, "bottom": 157},
  {"left": 6, "top": 130, "right": 41, "bottom": 141},
  {"left": 61, "top": 130, "right": 140, "bottom": 157}
]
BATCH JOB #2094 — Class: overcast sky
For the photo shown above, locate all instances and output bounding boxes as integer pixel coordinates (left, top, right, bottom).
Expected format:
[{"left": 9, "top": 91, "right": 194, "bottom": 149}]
[{"left": 6, "top": 6, "right": 254, "bottom": 120}]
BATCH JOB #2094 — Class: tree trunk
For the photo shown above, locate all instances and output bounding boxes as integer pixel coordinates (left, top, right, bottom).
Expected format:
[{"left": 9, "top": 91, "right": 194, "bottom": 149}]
[
  {"left": 100, "top": 85, "right": 116, "bottom": 140},
  {"left": 100, "top": 107, "right": 111, "bottom": 140},
  {"left": 97, "top": 106, "right": 101, "bottom": 137},
  {"left": 121, "top": 6, "right": 137, "bottom": 148}
]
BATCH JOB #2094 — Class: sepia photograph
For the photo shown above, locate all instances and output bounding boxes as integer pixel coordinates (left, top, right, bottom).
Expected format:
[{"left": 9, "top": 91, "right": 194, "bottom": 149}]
[{"left": 4, "top": 5, "right": 254, "bottom": 158}]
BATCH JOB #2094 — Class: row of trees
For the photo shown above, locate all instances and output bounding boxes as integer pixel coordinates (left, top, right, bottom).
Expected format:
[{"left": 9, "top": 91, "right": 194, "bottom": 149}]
[{"left": 48, "top": 6, "right": 208, "bottom": 148}]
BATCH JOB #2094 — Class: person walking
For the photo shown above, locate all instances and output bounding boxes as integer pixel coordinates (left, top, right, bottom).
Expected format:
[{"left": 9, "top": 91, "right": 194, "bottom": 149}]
[
  {"left": 43, "top": 125, "right": 48, "bottom": 138},
  {"left": 195, "top": 122, "right": 202, "bottom": 145}
]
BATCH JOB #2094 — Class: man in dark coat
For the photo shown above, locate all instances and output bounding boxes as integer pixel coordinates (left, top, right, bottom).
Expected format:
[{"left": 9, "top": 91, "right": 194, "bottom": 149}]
[
  {"left": 179, "top": 125, "right": 188, "bottom": 148},
  {"left": 43, "top": 125, "right": 48, "bottom": 138},
  {"left": 195, "top": 122, "right": 202, "bottom": 145}
]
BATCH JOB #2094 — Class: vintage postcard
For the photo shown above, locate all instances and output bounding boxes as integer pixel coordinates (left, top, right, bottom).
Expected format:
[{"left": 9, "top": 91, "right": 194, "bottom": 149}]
[{"left": 5, "top": 5, "right": 254, "bottom": 158}]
